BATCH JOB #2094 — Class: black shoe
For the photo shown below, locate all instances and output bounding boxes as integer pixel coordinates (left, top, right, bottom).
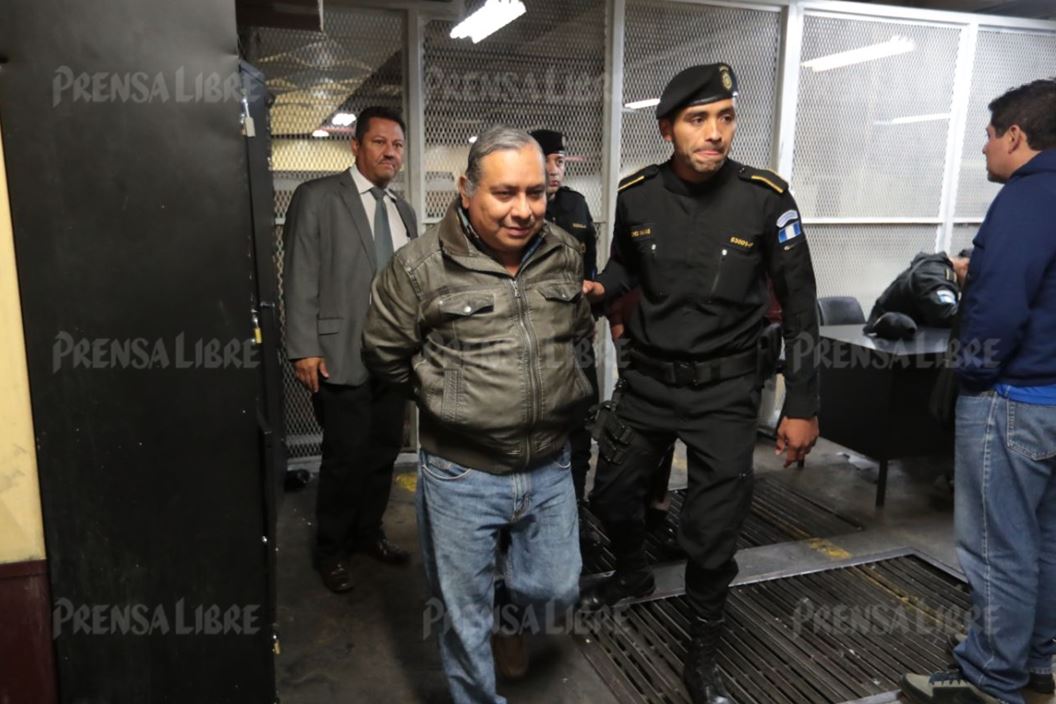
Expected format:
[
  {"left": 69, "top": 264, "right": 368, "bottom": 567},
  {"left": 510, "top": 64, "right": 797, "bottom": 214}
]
[
  {"left": 579, "top": 570, "right": 655, "bottom": 610},
  {"left": 358, "top": 537, "right": 411, "bottom": 565},
  {"left": 683, "top": 617, "right": 736, "bottom": 704},
  {"left": 945, "top": 634, "right": 1054, "bottom": 694},
  {"left": 317, "top": 557, "right": 355, "bottom": 593}
]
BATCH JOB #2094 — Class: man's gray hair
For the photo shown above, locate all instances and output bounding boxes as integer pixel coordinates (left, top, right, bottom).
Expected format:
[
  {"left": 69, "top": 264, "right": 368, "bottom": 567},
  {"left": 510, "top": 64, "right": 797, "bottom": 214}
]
[{"left": 464, "top": 126, "right": 544, "bottom": 195}]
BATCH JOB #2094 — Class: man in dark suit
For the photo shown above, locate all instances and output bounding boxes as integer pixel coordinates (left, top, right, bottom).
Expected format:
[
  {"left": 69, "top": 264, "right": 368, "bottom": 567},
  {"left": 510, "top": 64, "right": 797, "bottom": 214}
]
[{"left": 283, "top": 106, "right": 418, "bottom": 593}]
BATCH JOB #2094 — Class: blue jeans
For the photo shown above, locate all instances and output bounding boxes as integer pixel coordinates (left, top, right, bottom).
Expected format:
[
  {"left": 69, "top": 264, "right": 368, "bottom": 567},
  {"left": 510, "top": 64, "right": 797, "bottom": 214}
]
[
  {"left": 416, "top": 445, "right": 581, "bottom": 704},
  {"left": 954, "top": 391, "right": 1056, "bottom": 703}
]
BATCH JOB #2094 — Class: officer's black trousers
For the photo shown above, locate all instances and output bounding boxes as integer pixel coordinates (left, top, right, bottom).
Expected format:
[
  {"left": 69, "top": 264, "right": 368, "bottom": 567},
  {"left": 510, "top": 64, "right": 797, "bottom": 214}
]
[
  {"left": 589, "top": 366, "right": 759, "bottom": 619},
  {"left": 570, "top": 344, "right": 600, "bottom": 501}
]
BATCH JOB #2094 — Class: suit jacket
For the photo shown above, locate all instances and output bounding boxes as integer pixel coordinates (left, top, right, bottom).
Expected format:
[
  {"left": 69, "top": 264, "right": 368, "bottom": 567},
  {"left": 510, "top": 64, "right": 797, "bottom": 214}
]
[{"left": 283, "top": 170, "right": 418, "bottom": 387}]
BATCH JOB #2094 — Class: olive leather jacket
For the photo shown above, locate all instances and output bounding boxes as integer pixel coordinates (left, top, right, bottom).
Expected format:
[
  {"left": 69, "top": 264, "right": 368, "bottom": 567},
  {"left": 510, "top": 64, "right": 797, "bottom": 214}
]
[{"left": 363, "top": 200, "right": 594, "bottom": 474}]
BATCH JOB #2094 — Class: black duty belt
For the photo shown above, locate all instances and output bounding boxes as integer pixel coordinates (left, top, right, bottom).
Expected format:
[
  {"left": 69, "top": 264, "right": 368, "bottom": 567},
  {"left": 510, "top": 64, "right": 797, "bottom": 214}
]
[{"left": 629, "top": 347, "right": 758, "bottom": 387}]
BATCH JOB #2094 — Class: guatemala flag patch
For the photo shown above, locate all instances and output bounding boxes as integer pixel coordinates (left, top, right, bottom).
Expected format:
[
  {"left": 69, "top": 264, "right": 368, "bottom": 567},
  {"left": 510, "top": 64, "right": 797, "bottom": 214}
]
[{"left": 778, "top": 220, "right": 802, "bottom": 244}]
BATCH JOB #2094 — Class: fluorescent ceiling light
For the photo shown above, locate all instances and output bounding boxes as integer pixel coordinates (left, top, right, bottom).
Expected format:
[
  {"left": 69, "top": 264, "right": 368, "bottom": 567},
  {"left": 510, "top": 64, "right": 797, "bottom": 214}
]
[
  {"left": 311, "top": 129, "right": 329, "bottom": 138},
  {"left": 801, "top": 35, "right": 916, "bottom": 72},
  {"left": 450, "top": 0, "right": 526, "bottom": 44},
  {"left": 624, "top": 98, "right": 660, "bottom": 110},
  {"left": 331, "top": 112, "right": 356, "bottom": 127},
  {"left": 875, "top": 113, "right": 951, "bottom": 126}
]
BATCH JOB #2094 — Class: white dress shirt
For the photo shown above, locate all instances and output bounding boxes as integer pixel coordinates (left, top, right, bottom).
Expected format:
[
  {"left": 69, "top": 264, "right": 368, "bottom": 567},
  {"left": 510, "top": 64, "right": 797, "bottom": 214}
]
[{"left": 349, "top": 166, "right": 409, "bottom": 253}]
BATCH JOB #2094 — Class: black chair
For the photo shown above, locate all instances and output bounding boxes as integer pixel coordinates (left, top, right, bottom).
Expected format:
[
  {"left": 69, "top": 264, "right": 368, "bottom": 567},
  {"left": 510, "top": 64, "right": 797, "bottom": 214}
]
[{"left": 817, "top": 296, "right": 866, "bottom": 326}]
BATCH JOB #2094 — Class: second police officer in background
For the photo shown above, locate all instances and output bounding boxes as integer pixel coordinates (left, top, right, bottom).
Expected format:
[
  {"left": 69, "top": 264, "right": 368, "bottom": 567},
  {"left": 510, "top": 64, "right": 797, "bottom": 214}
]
[
  {"left": 582, "top": 64, "right": 822, "bottom": 704},
  {"left": 529, "top": 129, "right": 600, "bottom": 507}
]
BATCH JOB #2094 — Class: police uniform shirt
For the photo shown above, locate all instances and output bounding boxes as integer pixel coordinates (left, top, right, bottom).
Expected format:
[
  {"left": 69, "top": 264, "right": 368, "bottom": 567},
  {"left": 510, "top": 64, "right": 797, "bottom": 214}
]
[
  {"left": 866, "top": 252, "right": 960, "bottom": 328},
  {"left": 545, "top": 187, "right": 597, "bottom": 280},
  {"left": 596, "top": 158, "right": 820, "bottom": 418}
]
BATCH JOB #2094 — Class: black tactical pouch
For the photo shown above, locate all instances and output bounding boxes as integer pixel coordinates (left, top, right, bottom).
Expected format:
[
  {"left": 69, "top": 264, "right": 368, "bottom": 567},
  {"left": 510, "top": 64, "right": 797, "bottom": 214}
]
[
  {"left": 586, "top": 380, "right": 634, "bottom": 465},
  {"left": 756, "top": 322, "right": 783, "bottom": 386}
]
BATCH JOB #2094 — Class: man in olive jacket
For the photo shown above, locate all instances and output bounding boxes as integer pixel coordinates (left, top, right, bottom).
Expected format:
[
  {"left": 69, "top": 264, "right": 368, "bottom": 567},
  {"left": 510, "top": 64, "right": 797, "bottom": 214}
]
[{"left": 364, "top": 127, "right": 592, "bottom": 704}]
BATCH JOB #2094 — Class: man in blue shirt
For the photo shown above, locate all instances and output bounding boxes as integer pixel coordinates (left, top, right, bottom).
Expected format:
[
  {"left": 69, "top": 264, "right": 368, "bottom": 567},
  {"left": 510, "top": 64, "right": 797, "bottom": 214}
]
[{"left": 902, "top": 79, "right": 1056, "bottom": 704}]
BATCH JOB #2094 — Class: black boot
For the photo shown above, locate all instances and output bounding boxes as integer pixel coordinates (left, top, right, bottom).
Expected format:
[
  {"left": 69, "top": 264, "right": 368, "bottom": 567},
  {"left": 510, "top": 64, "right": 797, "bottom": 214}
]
[
  {"left": 683, "top": 617, "right": 736, "bottom": 704},
  {"left": 579, "top": 569, "right": 655, "bottom": 610}
]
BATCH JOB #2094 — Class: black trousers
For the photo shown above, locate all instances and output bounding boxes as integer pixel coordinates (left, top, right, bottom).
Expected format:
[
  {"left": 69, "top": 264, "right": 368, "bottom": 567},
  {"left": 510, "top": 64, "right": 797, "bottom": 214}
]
[
  {"left": 590, "top": 366, "right": 760, "bottom": 619},
  {"left": 312, "top": 377, "right": 405, "bottom": 563},
  {"left": 570, "top": 344, "right": 600, "bottom": 501}
]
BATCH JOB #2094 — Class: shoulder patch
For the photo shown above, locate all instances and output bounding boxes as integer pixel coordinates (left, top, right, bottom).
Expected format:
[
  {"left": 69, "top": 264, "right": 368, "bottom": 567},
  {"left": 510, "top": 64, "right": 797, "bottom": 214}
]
[
  {"left": 618, "top": 165, "right": 659, "bottom": 193},
  {"left": 738, "top": 166, "right": 788, "bottom": 194}
]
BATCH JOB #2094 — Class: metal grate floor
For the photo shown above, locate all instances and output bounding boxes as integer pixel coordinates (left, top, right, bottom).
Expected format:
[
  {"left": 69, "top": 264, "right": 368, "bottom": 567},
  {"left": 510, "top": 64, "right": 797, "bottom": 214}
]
[
  {"left": 581, "top": 476, "right": 862, "bottom": 576},
  {"left": 577, "top": 554, "right": 970, "bottom": 704}
]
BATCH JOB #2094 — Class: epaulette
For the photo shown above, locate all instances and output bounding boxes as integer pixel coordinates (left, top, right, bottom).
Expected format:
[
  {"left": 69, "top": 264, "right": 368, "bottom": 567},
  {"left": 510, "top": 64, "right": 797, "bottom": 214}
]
[
  {"left": 617, "top": 165, "right": 659, "bottom": 193},
  {"left": 738, "top": 165, "right": 787, "bottom": 194}
]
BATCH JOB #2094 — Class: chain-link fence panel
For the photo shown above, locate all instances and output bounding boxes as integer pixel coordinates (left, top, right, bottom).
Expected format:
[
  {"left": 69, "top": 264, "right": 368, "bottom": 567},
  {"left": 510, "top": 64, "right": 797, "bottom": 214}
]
[
  {"left": 243, "top": 8, "right": 406, "bottom": 458},
  {"left": 422, "top": 0, "right": 607, "bottom": 223},
  {"left": 809, "top": 224, "right": 938, "bottom": 313},
  {"left": 793, "top": 14, "right": 961, "bottom": 218},
  {"left": 620, "top": 0, "right": 782, "bottom": 177},
  {"left": 954, "top": 28, "right": 1056, "bottom": 219}
]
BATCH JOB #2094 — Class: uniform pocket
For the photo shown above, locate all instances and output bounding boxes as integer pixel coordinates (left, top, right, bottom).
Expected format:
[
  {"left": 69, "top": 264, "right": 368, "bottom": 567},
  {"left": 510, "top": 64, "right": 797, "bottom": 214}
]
[
  {"left": 708, "top": 246, "right": 758, "bottom": 303},
  {"left": 1006, "top": 399, "right": 1056, "bottom": 461},
  {"left": 632, "top": 233, "right": 666, "bottom": 298}
]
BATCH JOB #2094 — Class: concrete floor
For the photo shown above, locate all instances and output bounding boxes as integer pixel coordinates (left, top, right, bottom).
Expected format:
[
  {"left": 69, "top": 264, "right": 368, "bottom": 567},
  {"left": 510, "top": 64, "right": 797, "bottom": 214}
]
[{"left": 275, "top": 437, "right": 1054, "bottom": 704}]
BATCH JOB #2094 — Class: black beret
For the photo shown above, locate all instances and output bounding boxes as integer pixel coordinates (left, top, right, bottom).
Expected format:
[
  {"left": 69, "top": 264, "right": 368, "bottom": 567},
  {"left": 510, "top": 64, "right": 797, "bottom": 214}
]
[
  {"left": 865, "top": 312, "right": 918, "bottom": 340},
  {"left": 529, "top": 129, "right": 566, "bottom": 156},
  {"left": 656, "top": 63, "right": 739, "bottom": 119}
]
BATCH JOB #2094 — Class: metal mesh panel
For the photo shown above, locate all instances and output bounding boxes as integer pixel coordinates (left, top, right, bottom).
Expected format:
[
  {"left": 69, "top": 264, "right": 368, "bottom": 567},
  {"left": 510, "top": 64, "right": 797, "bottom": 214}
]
[
  {"left": 955, "top": 28, "right": 1056, "bottom": 218},
  {"left": 620, "top": 1, "right": 782, "bottom": 176},
  {"left": 422, "top": 1, "right": 607, "bottom": 222},
  {"left": 793, "top": 15, "right": 961, "bottom": 218},
  {"left": 950, "top": 223, "right": 979, "bottom": 255},
  {"left": 809, "top": 224, "right": 938, "bottom": 313},
  {"left": 243, "top": 8, "right": 406, "bottom": 457}
]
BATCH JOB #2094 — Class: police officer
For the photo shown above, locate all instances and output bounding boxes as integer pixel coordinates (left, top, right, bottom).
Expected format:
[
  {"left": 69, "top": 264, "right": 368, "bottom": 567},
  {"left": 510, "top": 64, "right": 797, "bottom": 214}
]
[
  {"left": 530, "top": 129, "right": 599, "bottom": 503},
  {"left": 581, "top": 64, "right": 821, "bottom": 704},
  {"left": 864, "top": 249, "right": 971, "bottom": 336}
]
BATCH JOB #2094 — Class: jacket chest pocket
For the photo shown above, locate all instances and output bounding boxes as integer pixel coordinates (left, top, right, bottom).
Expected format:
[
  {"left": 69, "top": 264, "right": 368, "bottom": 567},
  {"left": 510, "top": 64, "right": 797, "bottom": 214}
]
[
  {"left": 534, "top": 281, "right": 583, "bottom": 340},
  {"left": 707, "top": 244, "right": 760, "bottom": 304},
  {"left": 428, "top": 292, "right": 497, "bottom": 340}
]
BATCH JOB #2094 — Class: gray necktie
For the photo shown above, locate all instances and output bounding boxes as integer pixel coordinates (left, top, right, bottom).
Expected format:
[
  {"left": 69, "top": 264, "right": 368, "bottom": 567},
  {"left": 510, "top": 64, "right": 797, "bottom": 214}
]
[{"left": 369, "top": 186, "right": 394, "bottom": 270}]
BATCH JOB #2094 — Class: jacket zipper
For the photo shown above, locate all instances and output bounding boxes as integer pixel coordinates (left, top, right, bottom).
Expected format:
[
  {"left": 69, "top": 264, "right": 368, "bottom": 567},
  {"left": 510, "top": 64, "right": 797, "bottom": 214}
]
[{"left": 510, "top": 277, "right": 539, "bottom": 469}]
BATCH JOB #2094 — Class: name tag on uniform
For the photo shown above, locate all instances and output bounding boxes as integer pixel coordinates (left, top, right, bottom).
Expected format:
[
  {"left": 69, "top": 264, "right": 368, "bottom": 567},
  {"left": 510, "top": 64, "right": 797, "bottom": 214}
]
[
  {"left": 728, "top": 236, "right": 754, "bottom": 250},
  {"left": 572, "top": 222, "right": 589, "bottom": 229},
  {"left": 631, "top": 225, "right": 653, "bottom": 239}
]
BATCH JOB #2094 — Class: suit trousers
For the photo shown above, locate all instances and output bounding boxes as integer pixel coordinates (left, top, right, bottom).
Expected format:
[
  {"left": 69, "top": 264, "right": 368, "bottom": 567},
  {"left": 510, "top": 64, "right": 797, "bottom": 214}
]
[{"left": 312, "top": 376, "right": 405, "bottom": 562}]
